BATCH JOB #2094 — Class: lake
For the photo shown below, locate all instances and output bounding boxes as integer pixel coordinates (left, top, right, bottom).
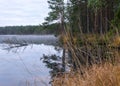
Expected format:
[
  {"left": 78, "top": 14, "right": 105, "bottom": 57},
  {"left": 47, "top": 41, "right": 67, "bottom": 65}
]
[{"left": 0, "top": 35, "right": 63, "bottom": 86}]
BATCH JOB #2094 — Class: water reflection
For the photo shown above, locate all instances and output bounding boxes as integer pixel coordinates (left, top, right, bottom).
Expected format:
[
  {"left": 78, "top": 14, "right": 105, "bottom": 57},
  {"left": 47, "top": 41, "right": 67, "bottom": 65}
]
[
  {"left": 0, "top": 43, "right": 63, "bottom": 86},
  {"left": 42, "top": 55, "right": 63, "bottom": 77}
]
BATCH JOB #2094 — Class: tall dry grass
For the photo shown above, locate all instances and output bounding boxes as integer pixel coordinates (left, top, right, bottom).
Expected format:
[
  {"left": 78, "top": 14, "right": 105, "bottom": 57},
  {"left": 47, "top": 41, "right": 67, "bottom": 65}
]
[
  {"left": 52, "top": 63, "right": 120, "bottom": 86},
  {"left": 55, "top": 25, "right": 120, "bottom": 86}
]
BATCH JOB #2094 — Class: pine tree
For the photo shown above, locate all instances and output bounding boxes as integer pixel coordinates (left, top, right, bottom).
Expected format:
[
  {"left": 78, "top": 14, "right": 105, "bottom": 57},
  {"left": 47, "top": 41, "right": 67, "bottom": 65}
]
[
  {"left": 45, "top": 0, "right": 65, "bottom": 32},
  {"left": 45, "top": 0, "right": 66, "bottom": 71}
]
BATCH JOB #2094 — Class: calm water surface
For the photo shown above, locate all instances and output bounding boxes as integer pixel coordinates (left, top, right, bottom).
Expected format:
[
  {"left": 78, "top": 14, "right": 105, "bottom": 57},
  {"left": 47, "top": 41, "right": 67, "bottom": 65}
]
[{"left": 0, "top": 35, "right": 62, "bottom": 86}]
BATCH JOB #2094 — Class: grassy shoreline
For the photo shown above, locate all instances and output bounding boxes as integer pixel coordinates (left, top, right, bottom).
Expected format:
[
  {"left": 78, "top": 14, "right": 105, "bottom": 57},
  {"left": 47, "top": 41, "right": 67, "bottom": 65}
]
[
  {"left": 52, "top": 63, "right": 120, "bottom": 86},
  {"left": 52, "top": 33, "right": 120, "bottom": 86}
]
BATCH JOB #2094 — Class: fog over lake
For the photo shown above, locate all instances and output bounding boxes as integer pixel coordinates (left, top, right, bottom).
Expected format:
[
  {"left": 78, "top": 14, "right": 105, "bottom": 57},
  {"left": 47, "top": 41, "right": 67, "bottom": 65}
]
[{"left": 0, "top": 35, "right": 59, "bottom": 45}]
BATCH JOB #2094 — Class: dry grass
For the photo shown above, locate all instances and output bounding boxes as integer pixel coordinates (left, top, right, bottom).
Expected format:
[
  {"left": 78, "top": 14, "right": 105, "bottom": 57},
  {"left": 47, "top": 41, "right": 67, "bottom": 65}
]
[
  {"left": 52, "top": 63, "right": 120, "bottom": 86},
  {"left": 57, "top": 30, "right": 120, "bottom": 86},
  {"left": 110, "top": 36, "right": 120, "bottom": 48}
]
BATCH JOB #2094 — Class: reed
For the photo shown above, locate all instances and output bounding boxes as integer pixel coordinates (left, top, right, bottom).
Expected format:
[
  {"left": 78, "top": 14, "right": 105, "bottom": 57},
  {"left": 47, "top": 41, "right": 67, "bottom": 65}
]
[{"left": 52, "top": 63, "right": 120, "bottom": 86}]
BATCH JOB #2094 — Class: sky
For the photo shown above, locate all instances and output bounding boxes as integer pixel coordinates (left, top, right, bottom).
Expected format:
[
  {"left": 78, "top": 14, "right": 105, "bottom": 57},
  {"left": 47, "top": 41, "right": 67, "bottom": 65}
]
[{"left": 0, "top": 0, "right": 49, "bottom": 26}]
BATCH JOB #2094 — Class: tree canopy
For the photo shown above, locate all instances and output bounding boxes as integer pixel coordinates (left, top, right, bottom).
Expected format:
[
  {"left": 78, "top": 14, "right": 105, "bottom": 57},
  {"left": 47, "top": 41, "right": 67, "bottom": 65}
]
[{"left": 45, "top": 0, "right": 120, "bottom": 34}]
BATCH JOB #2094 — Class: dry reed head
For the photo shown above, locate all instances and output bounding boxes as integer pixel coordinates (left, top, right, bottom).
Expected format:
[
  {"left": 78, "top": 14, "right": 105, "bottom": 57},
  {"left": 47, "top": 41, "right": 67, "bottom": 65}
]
[{"left": 52, "top": 63, "right": 120, "bottom": 86}]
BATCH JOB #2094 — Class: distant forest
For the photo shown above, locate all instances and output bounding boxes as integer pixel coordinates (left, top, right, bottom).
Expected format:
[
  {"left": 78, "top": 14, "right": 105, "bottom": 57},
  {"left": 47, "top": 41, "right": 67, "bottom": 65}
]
[{"left": 0, "top": 23, "right": 60, "bottom": 35}]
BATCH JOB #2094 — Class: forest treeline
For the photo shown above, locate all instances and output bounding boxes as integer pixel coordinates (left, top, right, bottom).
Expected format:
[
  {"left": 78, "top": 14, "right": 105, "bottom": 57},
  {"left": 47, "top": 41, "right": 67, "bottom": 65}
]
[
  {"left": 0, "top": 24, "right": 60, "bottom": 35},
  {"left": 44, "top": 0, "right": 120, "bottom": 35}
]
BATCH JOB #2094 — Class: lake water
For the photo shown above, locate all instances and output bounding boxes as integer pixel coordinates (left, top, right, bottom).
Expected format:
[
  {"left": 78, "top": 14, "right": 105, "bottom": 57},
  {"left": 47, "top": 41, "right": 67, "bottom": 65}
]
[{"left": 0, "top": 35, "right": 63, "bottom": 86}]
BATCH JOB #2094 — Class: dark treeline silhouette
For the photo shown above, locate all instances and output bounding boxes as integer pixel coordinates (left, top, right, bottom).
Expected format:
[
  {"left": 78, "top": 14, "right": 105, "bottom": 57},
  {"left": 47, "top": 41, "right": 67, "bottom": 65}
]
[{"left": 0, "top": 23, "right": 60, "bottom": 35}]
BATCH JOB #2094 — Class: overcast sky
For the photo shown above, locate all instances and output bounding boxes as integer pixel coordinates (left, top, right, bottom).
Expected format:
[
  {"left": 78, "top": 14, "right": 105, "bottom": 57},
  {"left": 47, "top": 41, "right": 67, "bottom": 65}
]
[{"left": 0, "top": 0, "right": 49, "bottom": 26}]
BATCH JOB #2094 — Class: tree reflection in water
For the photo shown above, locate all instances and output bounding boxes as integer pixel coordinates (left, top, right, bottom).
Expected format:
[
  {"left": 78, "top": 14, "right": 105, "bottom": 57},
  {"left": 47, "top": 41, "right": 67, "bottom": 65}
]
[{"left": 42, "top": 54, "right": 63, "bottom": 77}]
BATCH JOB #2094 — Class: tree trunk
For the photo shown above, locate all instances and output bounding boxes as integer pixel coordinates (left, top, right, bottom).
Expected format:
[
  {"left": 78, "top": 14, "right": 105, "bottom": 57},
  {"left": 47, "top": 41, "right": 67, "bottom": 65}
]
[
  {"left": 105, "top": 7, "right": 108, "bottom": 33},
  {"left": 87, "top": 7, "right": 90, "bottom": 33},
  {"left": 60, "top": 5, "right": 66, "bottom": 72},
  {"left": 62, "top": 48, "right": 65, "bottom": 72},
  {"left": 100, "top": 9, "right": 103, "bottom": 35},
  {"left": 94, "top": 12, "right": 97, "bottom": 33}
]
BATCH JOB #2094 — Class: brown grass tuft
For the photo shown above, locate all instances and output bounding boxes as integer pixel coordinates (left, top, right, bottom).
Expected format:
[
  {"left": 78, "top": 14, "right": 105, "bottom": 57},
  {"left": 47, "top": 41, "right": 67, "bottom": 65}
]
[{"left": 52, "top": 63, "right": 120, "bottom": 86}]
